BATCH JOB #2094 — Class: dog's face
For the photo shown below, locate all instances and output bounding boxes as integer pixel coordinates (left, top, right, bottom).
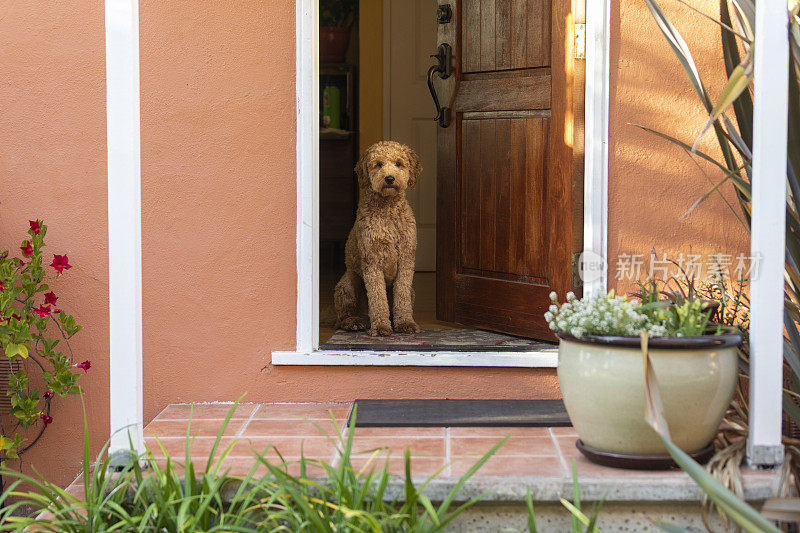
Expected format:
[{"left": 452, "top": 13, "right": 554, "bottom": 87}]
[{"left": 355, "top": 141, "right": 422, "bottom": 198}]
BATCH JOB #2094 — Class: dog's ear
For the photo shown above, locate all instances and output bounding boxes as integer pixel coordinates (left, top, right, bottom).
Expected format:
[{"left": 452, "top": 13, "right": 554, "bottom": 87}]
[
  {"left": 354, "top": 151, "right": 370, "bottom": 190},
  {"left": 405, "top": 146, "right": 422, "bottom": 189}
]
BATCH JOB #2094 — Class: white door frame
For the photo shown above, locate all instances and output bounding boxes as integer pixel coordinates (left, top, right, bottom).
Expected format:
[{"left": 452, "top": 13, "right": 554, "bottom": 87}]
[{"left": 273, "top": 0, "right": 610, "bottom": 367}]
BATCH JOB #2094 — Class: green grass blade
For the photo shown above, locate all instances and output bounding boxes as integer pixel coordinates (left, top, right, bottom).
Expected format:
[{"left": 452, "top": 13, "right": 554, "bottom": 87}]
[
  {"left": 560, "top": 498, "right": 601, "bottom": 533},
  {"left": 525, "top": 488, "right": 538, "bottom": 533},
  {"left": 571, "top": 460, "right": 581, "bottom": 533}
]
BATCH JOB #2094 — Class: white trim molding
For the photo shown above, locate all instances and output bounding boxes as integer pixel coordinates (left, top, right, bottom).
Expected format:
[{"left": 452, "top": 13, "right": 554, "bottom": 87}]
[
  {"left": 582, "top": 0, "right": 611, "bottom": 295},
  {"left": 296, "top": 0, "right": 320, "bottom": 354},
  {"left": 282, "top": 0, "right": 609, "bottom": 367},
  {"left": 746, "top": 0, "right": 789, "bottom": 467},
  {"left": 105, "top": 0, "right": 144, "bottom": 453}
]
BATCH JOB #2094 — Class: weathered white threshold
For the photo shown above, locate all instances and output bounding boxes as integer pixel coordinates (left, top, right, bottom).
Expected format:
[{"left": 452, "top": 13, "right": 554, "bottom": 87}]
[
  {"left": 272, "top": 349, "right": 558, "bottom": 367},
  {"left": 280, "top": 0, "right": 609, "bottom": 368}
]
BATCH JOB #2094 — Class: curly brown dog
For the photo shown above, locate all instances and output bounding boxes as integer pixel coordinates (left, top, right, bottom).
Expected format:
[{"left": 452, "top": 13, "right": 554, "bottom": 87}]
[{"left": 334, "top": 141, "right": 422, "bottom": 336}]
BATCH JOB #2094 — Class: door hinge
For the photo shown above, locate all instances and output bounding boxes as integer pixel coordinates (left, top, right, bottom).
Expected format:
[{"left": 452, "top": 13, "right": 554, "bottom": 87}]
[{"left": 574, "top": 23, "right": 586, "bottom": 60}]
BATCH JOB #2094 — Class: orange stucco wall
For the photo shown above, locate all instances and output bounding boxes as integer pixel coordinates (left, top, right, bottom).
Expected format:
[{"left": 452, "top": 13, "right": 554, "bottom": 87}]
[
  {"left": 607, "top": 0, "right": 749, "bottom": 294},
  {"left": 0, "top": 0, "right": 748, "bottom": 486},
  {"left": 0, "top": 2, "right": 109, "bottom": 488}
]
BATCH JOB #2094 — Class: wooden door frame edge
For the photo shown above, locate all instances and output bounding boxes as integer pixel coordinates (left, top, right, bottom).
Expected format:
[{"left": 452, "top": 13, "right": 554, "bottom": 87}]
[{"left": 280, "top": 0, "right": 609, "bottom": 366}]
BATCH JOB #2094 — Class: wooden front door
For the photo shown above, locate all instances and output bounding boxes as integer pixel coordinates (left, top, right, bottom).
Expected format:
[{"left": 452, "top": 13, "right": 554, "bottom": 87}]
[{"left": 435, "top": 0, "right": 578, "bottom": 340}]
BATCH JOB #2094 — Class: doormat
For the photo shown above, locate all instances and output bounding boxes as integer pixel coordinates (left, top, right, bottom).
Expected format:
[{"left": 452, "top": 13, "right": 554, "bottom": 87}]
[
  {"left": 349, "top": 399, "right": 571, "bottom": 427},
  {"left": 321, "top": 328, "right": 555, "bottom": 352}
]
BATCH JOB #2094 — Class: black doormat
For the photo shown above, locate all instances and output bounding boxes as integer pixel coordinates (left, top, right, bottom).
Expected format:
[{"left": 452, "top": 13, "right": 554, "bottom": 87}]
[{"left": 349, "top": 399, "right": 571, "bottom": 427}]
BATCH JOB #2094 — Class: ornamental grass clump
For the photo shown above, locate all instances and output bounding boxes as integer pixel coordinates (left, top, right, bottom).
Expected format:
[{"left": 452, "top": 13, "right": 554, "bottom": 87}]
[
  {"left": 0, "top": 401, "right": 510, "bottom": 532},
  {"left": 545, "top": 290, "right": 669, "bottom": 338}
]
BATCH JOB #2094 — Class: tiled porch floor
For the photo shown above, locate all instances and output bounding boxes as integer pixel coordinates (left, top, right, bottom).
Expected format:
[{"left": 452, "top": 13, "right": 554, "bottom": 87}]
[{"left": 132, "top": 402, "right": 780, "bottom": 503}]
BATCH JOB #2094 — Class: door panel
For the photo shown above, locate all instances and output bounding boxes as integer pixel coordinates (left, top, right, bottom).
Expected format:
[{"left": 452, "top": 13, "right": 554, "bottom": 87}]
[
  {"left": 460, "top": 116, "right": 549, "bottom": 280},
  {"left": 436, "top": 0, "right": 576, "bottom": 339},
  {"left": 461, "top": 0, "right": 551, "bottom": 73}
]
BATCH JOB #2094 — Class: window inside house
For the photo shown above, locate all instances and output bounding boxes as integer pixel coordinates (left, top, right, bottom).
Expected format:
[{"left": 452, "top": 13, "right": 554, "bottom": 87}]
[{"left": 318, "top": 0, "right": 579, "bottom": 353}]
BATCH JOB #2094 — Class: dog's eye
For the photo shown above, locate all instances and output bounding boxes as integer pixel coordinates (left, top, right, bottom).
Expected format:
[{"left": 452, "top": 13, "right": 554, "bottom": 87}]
[
  {"left": 376, "top": 162, "right": 383, "bottom": 168},
  {"left": 395, "top": 160, "right": 404, "bottom": 167}
]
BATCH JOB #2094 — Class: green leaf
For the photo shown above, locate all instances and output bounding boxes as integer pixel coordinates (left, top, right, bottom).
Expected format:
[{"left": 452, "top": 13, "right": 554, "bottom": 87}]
[
  {"left": 643, "top": 0, "right": 709, "bottom": 106},
  {"left": 694, "top": 47, "right": 753, "bottom": 151}
]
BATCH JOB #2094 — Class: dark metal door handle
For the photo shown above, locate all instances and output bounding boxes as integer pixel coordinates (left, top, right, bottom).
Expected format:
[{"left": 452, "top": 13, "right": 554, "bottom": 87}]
[{"left": 427, "top": 43, "right": 452, "bottom": 128}]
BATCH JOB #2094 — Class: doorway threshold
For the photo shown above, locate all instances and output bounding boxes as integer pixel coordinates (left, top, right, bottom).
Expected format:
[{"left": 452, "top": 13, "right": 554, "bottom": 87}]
[{"left": 271, "top": 348, "right": 558, "bottom": 367}]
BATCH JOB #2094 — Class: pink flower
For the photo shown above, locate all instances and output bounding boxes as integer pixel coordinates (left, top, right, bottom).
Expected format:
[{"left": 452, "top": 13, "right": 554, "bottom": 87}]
[
  {"left": 5, "top": 313, "right": 21, "bottom": 324},
  {"left": 51, "top": 254, "right": 71, "bottom": 274},
  {"left": 20, "top": 241, "right": 33, "bottom": 257},
  {"left": 29, "top": 220, "right": 41, "bottom": 235},
  {"left": 43, "top": 389, "right": 54, "bottom": 400},
  {"left": 75, "top": 360, "right": 91, "bottom": 372},
  {"left": 33, "top": 305, "right": 51, "bottom": 318},
  {"left": 0, "top": 282, "right": 4, "bottom": 292},
  {"left": 39, "top": 412, "right": 53, "bottom": 426},
  {"left": 44, "top": 292, "right": 58, "bottom": 305}
]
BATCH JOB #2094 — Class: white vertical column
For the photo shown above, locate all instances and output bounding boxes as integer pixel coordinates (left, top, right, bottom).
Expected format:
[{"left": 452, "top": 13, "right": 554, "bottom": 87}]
[
  {"left": 295, "top": 0, "right": 320, "bottom": 353},
  {"left": 582, "top": 0, "right": 611, "bottom": 295},
  {"left": 747, "top": 0, "right": 789, "bottom": 466},
  {"left": 105, "top": 0, "right": 144, "bottom": 453}
]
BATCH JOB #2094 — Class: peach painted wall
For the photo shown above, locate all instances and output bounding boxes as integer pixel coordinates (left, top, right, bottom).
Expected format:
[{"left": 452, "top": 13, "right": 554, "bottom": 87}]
[
  {"left": 607, "top": 0, "right": 750, "bottom": 294},
  {"left": 0, "top": 3, "right": 109, "bottom": 488}
]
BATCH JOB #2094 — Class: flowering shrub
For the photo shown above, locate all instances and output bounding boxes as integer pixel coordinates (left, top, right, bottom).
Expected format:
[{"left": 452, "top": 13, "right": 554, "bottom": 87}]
[
  {"left": 545, "top": 288, "right": 723, "bottom": 338},
  {"left": 0, "top": 220, "right": 87, "bottom": 464},
  {"left": 545, "top": 291, "right": 669, "bottom": 338}
]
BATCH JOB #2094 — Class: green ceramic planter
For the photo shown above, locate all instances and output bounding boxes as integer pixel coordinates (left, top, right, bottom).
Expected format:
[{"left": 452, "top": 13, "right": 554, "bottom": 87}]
[{"left": 556, "top": 329, "right": 741, "bottom": 455}]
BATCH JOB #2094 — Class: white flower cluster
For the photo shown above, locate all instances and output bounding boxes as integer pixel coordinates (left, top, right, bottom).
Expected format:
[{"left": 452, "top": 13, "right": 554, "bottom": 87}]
[{"left": 545, "top": 291, "right": 668, "bottom": 338}]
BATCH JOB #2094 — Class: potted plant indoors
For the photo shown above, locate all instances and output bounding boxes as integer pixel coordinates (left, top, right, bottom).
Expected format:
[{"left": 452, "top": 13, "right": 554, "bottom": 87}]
[
  {"left": 547, "top": 283, "right": 741, "bottom": 469},
  {"left": 320, "top": 0, "right": 357, "bottom": 63}
]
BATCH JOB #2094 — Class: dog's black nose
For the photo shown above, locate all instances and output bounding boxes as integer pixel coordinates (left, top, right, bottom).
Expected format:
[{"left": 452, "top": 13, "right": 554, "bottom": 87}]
[{"left": 384, "top": 176, "right": 395, "bottom": 185}]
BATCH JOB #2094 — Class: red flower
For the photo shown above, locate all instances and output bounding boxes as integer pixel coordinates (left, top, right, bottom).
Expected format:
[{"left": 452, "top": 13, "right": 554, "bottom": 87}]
[
  {"left": 29, "top": 220, "right": 41, "bottom": 235},
  {"left": 44, "top": 292, "right": 58, "bottom": 305},
  {"left": 75, "top": 360, "right": 91, "bottom": 372},
  {"left": 51, "top": 254, "right": 71, "bottom": 274},
  {"left": 43, "top": 389, "right": 54, "bottom": 400},
  {"left": 39, "top": 412, "right": 53, "bottom": 426},
  {"left": 20, "top": 241, "right": 33, "bottom": 257},
  {"left": 33, "top": 305, "right": 51, "bottom": 318},
  {"left": 0, "top": 282, "right": 4, "bottom": 292}
]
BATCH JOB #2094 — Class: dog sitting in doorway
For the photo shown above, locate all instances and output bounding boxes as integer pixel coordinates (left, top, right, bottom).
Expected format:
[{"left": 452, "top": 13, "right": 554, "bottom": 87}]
[{"left": 334, "top": 141, "right": 422, "bottom": 336}]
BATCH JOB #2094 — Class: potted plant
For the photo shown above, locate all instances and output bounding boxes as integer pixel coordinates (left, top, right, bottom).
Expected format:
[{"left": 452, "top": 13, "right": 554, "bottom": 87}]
[
  {"left": 320, "top": 0, "right": 357, "bottom": 63},
  {"left": 547, "top": 285, "right": 741, "bottom": 469}
]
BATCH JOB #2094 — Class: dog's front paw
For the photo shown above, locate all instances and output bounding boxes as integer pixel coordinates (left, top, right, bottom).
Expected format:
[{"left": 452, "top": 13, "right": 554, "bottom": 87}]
[
  {"left": 394, "top": 320, "right": 421, "bottom": 334},
  {"left": 369, "top": 322, "right": 393, "bottom": 337},
  {"left": 340, "top": 316, "right": 367, "bottom": 331}
]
